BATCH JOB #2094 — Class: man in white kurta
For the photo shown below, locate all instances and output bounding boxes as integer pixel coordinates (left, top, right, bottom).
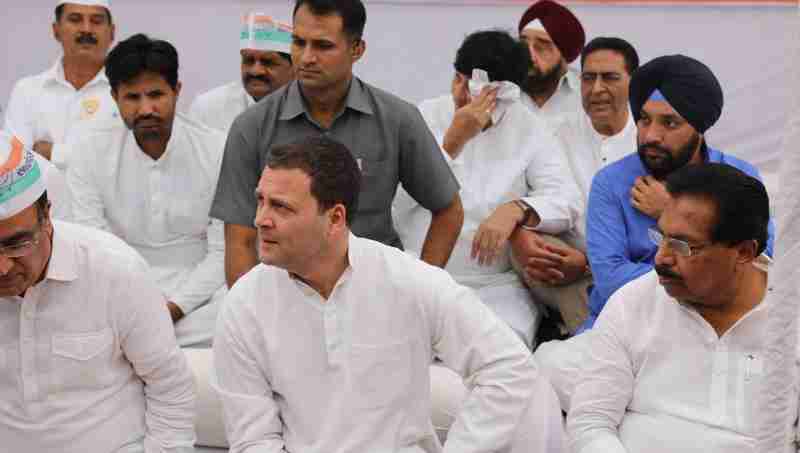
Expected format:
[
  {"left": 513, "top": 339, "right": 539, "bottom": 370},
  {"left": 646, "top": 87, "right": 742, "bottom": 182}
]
[
  {"left": 214, "top": 135, "right": 564, "bottom": 453},
  {"left": 189, "top": 13, "right": 294, "bottom": 132},
  {"left": 67, "top": 34, "right": 226, "bottom": 347},
  {"left": 0, "top": 132, "right": 195, "bottom": 453},
  {"left": 568, "top": 163, "right": 786, "bottom": 453},
  {"left": 5, "top": 1, "right": 119, "bottom": 171}
]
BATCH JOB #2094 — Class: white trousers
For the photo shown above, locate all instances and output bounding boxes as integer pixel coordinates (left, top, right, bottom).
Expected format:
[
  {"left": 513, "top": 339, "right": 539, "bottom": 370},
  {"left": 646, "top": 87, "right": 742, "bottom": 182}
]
[{"left": 475, "top": 280, "right": 542, "bottom": 350}]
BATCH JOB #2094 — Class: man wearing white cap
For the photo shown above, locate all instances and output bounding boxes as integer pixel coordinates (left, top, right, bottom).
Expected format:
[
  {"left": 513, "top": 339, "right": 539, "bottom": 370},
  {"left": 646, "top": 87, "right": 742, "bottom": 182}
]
[
  {"left": 4, "top": 1, "right": 118, "bottom": 171},
  {"left": 0, "top": 131, "right": 196, "bottom": 452},
  {"left": 190, "top": 13, "right": 294, "bottom": 133},
  {"left": 67, "top": 34, "right": 227, "bottom": 348}
]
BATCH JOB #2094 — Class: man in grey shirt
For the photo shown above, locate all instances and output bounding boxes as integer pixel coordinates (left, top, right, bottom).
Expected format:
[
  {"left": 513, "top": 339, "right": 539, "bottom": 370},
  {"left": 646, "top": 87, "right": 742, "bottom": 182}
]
[{"left": 212, "top": 0, "right": 464, "bottom": 287}]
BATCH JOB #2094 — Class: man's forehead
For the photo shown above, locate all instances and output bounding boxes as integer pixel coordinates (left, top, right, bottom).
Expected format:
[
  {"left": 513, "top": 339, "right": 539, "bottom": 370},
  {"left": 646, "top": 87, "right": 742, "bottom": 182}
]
[
  {"left": 0, "top": 205, "right": 39, "bottom": 236},
  {"left": 61, "top": 3, "right": 108, "bottom": 16},
  {"left": 660, "top": 195, "right": 716, "bottom": 239},
  {"left": 293, "top": 8, "right": 345, "bottom": 40},
  {"left": 641, "top": 98, "right": 684, "bottom": 120},
  {"left": 521, "top": 28, "right": 552, "bottom": 43},
  {"left": 258, "top": 167, "right": 312, "bottom": 194},
  {"left": 583, "top": 49, "right": 627, "bottom": 72},
  {"left": 118, "top": 71, "right": 173, "bottom": 91},
  {"left": 241, "top": 49, "right": 282, "bottom": 59}
]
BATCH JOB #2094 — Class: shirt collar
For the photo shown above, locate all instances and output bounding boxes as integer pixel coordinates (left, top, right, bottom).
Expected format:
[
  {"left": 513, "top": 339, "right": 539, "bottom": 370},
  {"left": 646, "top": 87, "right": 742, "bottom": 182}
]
[
  {"left": 44, "top": 57, "right": 109, "bottom": 89},
  {"left": 562, "top": 67, "right": 580, "bottom": 93},
  {"left": 43, "top": 224, "right": 78, "bottom": 282},
  {"left": 279, "top": 78, "right": 374, "bottom": 121},
  {"left": 240, "top": 83, "right": 257, "bottom": 109}
]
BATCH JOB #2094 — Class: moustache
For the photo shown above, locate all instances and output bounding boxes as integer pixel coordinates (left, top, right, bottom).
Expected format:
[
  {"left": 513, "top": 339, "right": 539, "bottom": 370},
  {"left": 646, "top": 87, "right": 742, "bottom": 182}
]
[
  {"left": 76, "top": 33, "right": 98, "bottom": 45},
  {"left": 134, "top": 115, "right": 161, "bottom": 127},
  {"left": 638, "top": 143, "right": 671, "bottom": 156},
  {"left": 654, "top": 265, "right": 682, "bottom": 281},
  {"left": 245, "top": 74, "right": 271, "bottom": 84}
]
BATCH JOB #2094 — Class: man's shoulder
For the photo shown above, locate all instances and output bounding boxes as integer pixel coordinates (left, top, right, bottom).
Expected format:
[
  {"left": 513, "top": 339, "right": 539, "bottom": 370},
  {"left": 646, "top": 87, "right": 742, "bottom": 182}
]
[
  {"left": 600, "top": 270, "right": 662, "bottom": 326},
  {"left": 194, "top": 81, "right": 240, "bottom": 104},
  {"left": 712, "top": 147, "right": 761, "bottom": 176},
  {"left": 54, "top": 221, "right": 148, "bottom": 273},
  {"left": 357, "top": 79, "right": 419, "bottom": 118},
  {"left": 176, "top": 112, "right": 226, "bottom": 142},
  {"left": 594, "top": 153, "right": 641, "bottom": 185},
  {"left": 9, "top": 67, "right": 52, "bottom": 93},
  {"left": 228, "top": 82, "right": 290, "bottom": 133}
]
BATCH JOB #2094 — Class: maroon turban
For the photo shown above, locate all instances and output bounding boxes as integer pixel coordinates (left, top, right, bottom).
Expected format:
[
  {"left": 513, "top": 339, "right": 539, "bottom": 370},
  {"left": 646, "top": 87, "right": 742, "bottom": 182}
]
[{"left": 518, "top": 0, "right": 586, "bottom": 64}]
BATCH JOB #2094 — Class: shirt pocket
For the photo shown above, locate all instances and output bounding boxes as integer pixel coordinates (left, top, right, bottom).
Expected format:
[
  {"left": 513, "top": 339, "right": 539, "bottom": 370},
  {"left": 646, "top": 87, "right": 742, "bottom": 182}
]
[
  {"left": 50, "top": 328, "right": 115, "bottom": 393},
  {"left": 349, "top": 339, "right": 412, "bottom": 410}
]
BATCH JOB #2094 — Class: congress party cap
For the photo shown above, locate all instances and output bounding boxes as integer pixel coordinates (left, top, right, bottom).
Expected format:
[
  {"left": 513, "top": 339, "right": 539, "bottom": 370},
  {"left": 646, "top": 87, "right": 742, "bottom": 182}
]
[
  {"left": 240, "top": 13, "right": 293, "bottom": 54},
  {"left": 0, "top": 132, "right": 47, "bottom": 220}
]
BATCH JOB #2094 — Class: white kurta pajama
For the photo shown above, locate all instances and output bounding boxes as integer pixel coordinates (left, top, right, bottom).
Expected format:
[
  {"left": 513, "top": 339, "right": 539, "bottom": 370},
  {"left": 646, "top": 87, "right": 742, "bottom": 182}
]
[
  {"left": 189, "top": 81, "right": 256, "bottom": 133},
  {"left": 394, "top": 94, "right": 581, "bottom": 348},
  {"left": 4, "top": 58, "right": 119, "bottom": 171},
  {"left": 520, "top": 68, "right": 582, "bottom": 131},
  {"left": 67, "top": 113, "right": 227, "bottom": 347},
  {"left": 213, "top": 234, "right": 561, "bottom": 453},
  {"left": 0, "top": 221, "right": 196, "bottom": 453}
]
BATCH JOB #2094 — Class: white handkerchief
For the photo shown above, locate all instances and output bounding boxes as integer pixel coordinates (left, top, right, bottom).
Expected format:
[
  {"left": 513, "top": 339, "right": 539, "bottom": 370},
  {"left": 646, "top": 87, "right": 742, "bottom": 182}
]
[{"left": 467, "top": 69, "right": 521, "bottom": 125}]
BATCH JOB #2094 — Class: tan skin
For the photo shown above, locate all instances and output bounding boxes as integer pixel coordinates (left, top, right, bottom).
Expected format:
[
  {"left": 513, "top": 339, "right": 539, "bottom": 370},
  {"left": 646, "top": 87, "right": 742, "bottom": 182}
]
[
  {"left": 519, "top": 28, "right": 566, "bottom": 107},
  {"left": 0, "top": 203, "right": 53, "bottom": 298},
  {"left": 580, "top": 49, "right": 631, "bottom": 137},
  {"left": 240, "top": 49, "right": 294, "bottom": 102},
  {"left": 654, "top": 195, "right": 764, "bottom": 336},
  {"left": 36, "top": 3, "right": 115, "bottom": 160}
]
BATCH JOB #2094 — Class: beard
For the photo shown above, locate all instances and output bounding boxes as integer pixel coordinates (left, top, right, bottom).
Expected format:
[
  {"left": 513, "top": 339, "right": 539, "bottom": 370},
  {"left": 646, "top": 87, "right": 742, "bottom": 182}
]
[
  {"left": 638, "top": 133, "right": 701, "bottom": 180},
  {"left": 525, "top": 60, "right": 565, "bottom": 95}
]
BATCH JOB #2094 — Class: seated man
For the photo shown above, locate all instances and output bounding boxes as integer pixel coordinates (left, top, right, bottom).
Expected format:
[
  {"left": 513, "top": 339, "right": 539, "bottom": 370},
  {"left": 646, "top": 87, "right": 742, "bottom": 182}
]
[
  {"left": 213, "top": 136, "right": 563, "bottom": 453},
  {"left": 0, "top": 132, "right": 195, "bottom": 452},
  {"left": 535, "top": 54, "right": 776, "bottom": 412},
  {"left": 511, "top": 36, "right": 639, "bottom": 336},
  {"left": 568, "top": 163, "right": 783, "bottom": 452},
  {"left": 67, "top": 34, "right": 226, "bottom": 347},
  {"left": 190, "top": 12, "right": 294, "bottom": 132},
  {"left": 393, "top": 29, "right": 581, "bottom": 349}
]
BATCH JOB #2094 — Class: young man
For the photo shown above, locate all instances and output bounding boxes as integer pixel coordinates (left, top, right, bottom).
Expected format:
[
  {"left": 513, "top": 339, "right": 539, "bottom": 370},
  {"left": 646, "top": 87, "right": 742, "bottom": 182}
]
[
  {"left": 190, "top": 13, "right": 295, "bottom": 133},
  {"left": 211, "top": 0, "right": 463, "bottom": 288},
  {"left": 5, "top": 0, "right": 118, "bottom": 170},
  {"left": 67, "top": 34, "right": 226, "bottom": 347},
  {"left": 214, "top": 136, "right": 563, "bottom": 453},
  {"left": 0, "top": 132, "right": 195, "bottom": 452}
]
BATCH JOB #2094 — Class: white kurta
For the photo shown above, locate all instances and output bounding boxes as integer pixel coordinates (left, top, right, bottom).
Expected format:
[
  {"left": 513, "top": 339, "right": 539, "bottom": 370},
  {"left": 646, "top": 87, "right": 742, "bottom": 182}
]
[
  {"left": 567, "top": 270, "right": 795, "bottom": 453},
  {"left": 554, "top": 110, "right": 637, "bottom": 249},
  {"left": 520, "top": 68, "right": 582, "bottom": 131},
  {"left": 213, "top": 234, "right": 543, "bottom": 453},
  {"left": 189, "top": 81, "right": 255, "bottom": 133},
  {"left": 67, "top": 113, "right": 226, "bottom": 347},
  {"left": 0, "top": 221, "right": 195, "bottom": 452},
  {"left": 393, "top": 94, "right": 581, "bottom": 346},
  {"left": 4, "top": 58, "right": 119, "bottom": 171}
]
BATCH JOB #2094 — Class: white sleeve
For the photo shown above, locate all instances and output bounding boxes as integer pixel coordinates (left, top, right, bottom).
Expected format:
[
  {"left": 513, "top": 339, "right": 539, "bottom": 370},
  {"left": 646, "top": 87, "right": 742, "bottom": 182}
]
[
  {"left": 423, "top": 268, "right": 539, "bottom": 453},
  {"left": 65, "top": 139, "right": 111, "bottom": 231},
  {"left": 169, "top": 219, "right": 226, "bottom": 315},
  {"left": 49, "top": 142, "right": 75, "bottom": 171},
  {"left": 4, "top": 79, "right": 36, "bottom": 149},
  {"left": 212, "top": 282, "right": 288, "bottom": 453},
  {"left": 566, "top": 290, "right": 632, "bottom": 453}
]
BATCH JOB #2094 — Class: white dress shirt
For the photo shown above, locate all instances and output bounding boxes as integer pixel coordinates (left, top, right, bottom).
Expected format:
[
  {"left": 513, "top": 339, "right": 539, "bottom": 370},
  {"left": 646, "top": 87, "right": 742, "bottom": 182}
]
[
  {"left": 394, "top": 94, "right": 581, "bottom": 287},
  {"left": 189, "top": 81, "right": 255, "bottom": 133},
  {"left": 0, "top": 221, "right": 195, "bottom": 453},
  {"left": 554, "top": 110, "right": 637, "bottom": 249},
  {"left": 568, "top": 270, "right": 795, "bottom": 453},
  {"left": 213, "top": 234, "right": 539, "bottom": 453},
  {"left": 4, "top": 58, "right": 119, "bottom": 171},
  {"left": 66, "top": 113, "right": 226, "bottom": 318},
  {"left": 520, "top": 67, "right": 582, "bottom": 131}
]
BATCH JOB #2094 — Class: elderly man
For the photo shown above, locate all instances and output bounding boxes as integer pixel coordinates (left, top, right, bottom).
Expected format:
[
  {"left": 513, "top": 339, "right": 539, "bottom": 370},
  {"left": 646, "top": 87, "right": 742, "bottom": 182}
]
[
  {"left": 518, "top": 0, "right": 585, "bottom": 129},
  {"left": 190, "top": 13, "right": 295, "bottom": 132},
  {"left": 393, "top": 29, "right": 581, "bottom": 349},
  {"left": 212, "top": 0, "right": 463, "bottom": 288},
  {"left": 569, "top": 163, "right": 782, "bottom": 452},
  {"left": 67, "top": 34, "right": 226, "bottom": 347},
  {"left": 5, "top": 0, "right": 117, "bottom": 171},
  {"left": 511, "top": 37, "right": 639, "bottom": 337},
  {"left": 214, "top": 135, "right": 564, "bottom": 453},
  {"left": 534, "top": 54, "right": 776, "bottom": 412},
  {"left": 0, "top": 131, "right": 195, "bottom": 452}
]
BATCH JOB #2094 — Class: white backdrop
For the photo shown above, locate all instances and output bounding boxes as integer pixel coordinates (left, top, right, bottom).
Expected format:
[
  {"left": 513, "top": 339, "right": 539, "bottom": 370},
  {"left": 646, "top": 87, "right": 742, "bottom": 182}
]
[{"left": 1, "top": 0, "right": 796, "bottom": 174}]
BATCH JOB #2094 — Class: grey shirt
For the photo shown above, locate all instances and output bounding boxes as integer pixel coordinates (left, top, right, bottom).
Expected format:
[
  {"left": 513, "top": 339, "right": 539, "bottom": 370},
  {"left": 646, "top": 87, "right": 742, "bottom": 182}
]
[{"left": 211, "top": 77, "right": 460, "bottom": 248}]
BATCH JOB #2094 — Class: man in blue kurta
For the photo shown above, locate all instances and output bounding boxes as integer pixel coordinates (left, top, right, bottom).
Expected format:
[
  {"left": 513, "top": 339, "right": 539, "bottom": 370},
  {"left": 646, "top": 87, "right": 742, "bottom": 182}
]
[{"left": 533, "top": 54, "right": 775, "bottom": 412}]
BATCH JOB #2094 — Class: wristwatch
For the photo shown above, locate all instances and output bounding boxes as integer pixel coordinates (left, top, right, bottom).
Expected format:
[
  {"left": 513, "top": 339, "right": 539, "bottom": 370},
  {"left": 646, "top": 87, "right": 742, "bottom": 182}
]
[{"left": 513, "top": 199, "right": 535, "bottom": 228}]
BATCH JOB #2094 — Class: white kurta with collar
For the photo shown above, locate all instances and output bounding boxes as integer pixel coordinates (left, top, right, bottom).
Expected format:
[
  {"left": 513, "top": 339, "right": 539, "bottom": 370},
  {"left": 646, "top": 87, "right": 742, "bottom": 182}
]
[
  {"left": 4, "top": 58, "right": 119, "bottom": 171},
  {"left": 189, "top": 81, "right": 256, "bottom": 133},
  {"left": 0, "top": 220, "right": 195, "bottom": 453},
  {"left": 520, "top": 67, "right": 582, "bottom": 132},
  {"left": 568, "top": 270, "right": 796, "bottom": 453},
  {"left": 66, "top": 113, "right": 226, "bottom": 346},
  {"left": 213, "top": 234, "right": 550, "bottom": 453},
  {"left": 393, "top": 94, "right": 581, "bottom": 346}
]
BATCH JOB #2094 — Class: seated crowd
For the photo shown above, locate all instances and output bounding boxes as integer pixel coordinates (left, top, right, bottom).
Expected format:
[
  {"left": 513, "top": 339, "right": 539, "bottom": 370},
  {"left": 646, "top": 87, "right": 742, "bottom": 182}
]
[{"left": 0, "top": 0, "right": 793, "bottom": 452}]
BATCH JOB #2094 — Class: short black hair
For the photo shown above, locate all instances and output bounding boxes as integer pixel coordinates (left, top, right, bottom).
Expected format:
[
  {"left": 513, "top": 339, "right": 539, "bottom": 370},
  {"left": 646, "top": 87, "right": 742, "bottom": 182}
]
[
  {"left": 454, "top": 29, "right": 531, "bottom": 87},
  {"left": 35, "top": 191, "right": 50, "bottom": 224},
  {"left": 266, "top": 136, "right": 361, "bottom": 226},
  {"left": 278, "top": 52, "right": 292, "bottom": 63},
  {"left": 666, "top": 163, "right": 770, "bottom": 255},
  {"left": 293, "top": 0, "right": 366, "bottom": 40},
  {"left": 55, "top": 4, "right": 113, "bottom": 25},
  {"left": 105, "top": 34, "right": 179, "bottom": 92},
  {"left": 581, "top": 37, "right": 639, "bottom": 75}
]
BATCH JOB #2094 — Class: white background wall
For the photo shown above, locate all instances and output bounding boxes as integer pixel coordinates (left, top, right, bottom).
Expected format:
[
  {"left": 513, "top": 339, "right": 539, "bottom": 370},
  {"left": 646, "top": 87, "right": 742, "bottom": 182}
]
[{"left": 1, "top": 0, "right": 796, "bottom": 174}]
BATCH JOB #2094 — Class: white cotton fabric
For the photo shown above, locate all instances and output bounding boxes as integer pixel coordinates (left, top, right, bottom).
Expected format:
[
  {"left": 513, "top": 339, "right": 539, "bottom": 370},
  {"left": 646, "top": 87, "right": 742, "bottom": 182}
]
[
  {"left": 4, "top": 58, "right": 118, "bottom": 172},
  {"left": 56, "top": 0, "right": 110, "bottom": 8},
  {"left": 66, "top": 113, "right": 226, "bottom": 346},
  {"left": 189, "top": 80, "right": 256, "bottom": 133},
  {"left": 520, "top": 67, "right": 582, "bottom": 131},
  {"left": 213, "top": 234, "right": 544, "bottom": 453},
  {"left": 0, "top": 221, "right": 195, "bottom": 452},
  {"left": 467, "top": 69, "right": 520, "bottom": 124},
  {"left": 568, "top": 270, "right": 796, "bottom": 453}
]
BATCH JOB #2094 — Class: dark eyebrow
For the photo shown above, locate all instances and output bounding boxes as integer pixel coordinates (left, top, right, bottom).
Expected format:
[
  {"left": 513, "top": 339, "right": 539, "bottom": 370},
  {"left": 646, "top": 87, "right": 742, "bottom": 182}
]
[{"left": 0, "top": 231, "right": 36, "bottom": 246}]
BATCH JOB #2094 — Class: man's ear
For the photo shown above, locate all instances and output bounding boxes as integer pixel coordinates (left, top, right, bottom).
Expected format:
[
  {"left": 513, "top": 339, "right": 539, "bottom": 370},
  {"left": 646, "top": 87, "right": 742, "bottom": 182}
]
[
  {"left": 735, "top": 239, "right": 759, "bottom": 265},
  {"left": 328, "top": 204, "right": 348, "bottom": 234},
  {"left": 351, "top": 39, "right": 365, "bottom": 62},
  {"left": 52, "top": 22, "right": 62, "bottom": 44}
]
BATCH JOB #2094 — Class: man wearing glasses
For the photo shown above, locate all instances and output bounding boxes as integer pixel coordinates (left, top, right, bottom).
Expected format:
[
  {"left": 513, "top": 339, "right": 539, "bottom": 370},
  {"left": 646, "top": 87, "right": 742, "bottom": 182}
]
[
  {"left": 0, "top": 132, "right": 196, "bottom": 452},
  {"left": 568, "top": 163, "right": 777, "bottom": 452}
]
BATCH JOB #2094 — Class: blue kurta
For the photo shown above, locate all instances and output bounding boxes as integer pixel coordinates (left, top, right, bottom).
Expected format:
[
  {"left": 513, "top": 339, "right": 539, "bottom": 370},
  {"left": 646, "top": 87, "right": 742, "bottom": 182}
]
[{"left": 581, "top": 146, "right": 775, "bottom": 332}]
